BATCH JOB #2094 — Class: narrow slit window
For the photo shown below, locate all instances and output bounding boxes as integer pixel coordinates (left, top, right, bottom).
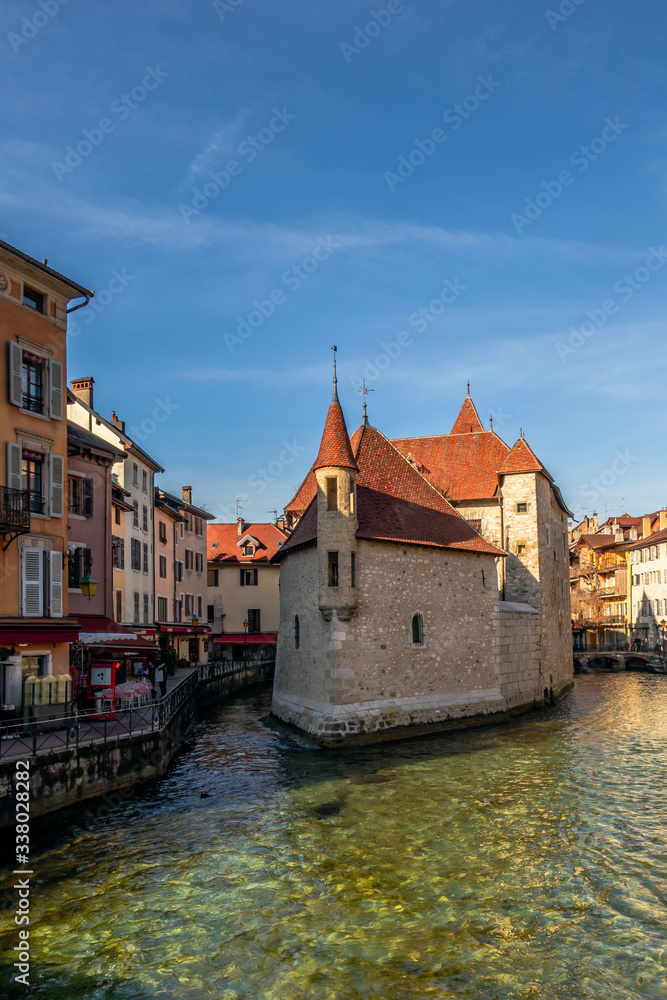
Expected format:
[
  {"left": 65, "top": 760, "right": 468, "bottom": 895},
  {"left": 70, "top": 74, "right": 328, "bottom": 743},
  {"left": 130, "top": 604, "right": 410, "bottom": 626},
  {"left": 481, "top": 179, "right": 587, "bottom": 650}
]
[
  {"left": 294, "top": 615, "right": 300, "bottom": 649},
  {"left": 412, "top": 613, "right": 424, "bottom": 646},
  {"left": 351, "top": 552, "right": 356, "bottom": 588},
  {"left": 328, "top": 551, "right": 339, "bottom": 587},
  {"left": 326, "top": 477, "right": 338, "bottom": 511}
]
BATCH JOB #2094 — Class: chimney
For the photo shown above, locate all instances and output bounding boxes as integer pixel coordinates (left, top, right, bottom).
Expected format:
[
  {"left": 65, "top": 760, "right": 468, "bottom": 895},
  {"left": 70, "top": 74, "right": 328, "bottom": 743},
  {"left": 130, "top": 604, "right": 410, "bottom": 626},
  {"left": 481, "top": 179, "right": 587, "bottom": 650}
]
[
  {"left": 237, "top": 516, "right": 244, "bottom": 536},
  {"left": 110, "top": 410, "right": 125, "bottom": 433},
  {"left": 182, "top": 486, "right": 192, "bottom": 505},
  {"left": 642, "top": 515, "right": 652, "bottom": 538},
  {"left": 660, "top": 509, "right": 667, "bottom": 531},
  {"left": 629, "top": 526, "right": 638, "bottom": 541},
  {"left": 592, "top": 513, "right": 598, "bottom": 531},
  {"left": 71, "top": 376, "right": 94, "bottom": 409}
]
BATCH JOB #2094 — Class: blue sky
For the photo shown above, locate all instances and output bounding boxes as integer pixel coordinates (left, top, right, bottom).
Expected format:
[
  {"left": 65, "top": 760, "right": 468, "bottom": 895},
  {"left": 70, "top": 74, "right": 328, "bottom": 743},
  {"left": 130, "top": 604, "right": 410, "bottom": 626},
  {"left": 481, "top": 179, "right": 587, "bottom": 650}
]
[{"left": 2, "top": 0, "right": 666, "bottom": 524}]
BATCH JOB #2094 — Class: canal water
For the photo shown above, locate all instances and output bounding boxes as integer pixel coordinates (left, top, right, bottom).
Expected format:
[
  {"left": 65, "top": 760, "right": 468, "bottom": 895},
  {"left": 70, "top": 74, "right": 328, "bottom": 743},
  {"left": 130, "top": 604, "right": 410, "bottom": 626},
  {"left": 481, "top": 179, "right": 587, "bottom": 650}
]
[{"left": 1, "top": 673, "right": 667, "bottom": 999}]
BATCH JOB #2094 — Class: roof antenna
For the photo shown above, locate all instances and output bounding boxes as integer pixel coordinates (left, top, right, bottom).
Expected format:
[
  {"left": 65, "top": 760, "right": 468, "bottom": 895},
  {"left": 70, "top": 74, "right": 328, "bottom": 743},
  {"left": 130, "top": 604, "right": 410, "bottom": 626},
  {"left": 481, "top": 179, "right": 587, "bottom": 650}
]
[
  {"left": 355, "top": 377, "right": 375, "bottom": 427},
  {"left": 331, "top": 343, "right": 338, "bottom": 401},
  {"left": 489, "top": 414, "right": 493, "bottom": 431},
  {"left": 466, "top": 380, "right": 470, "bottom": 397},
  {"left": 267, "top": 508, "right": 278, "bottom": 523},
  {"left": 235, "top": 497, "right": 243, "bottom": 519}
]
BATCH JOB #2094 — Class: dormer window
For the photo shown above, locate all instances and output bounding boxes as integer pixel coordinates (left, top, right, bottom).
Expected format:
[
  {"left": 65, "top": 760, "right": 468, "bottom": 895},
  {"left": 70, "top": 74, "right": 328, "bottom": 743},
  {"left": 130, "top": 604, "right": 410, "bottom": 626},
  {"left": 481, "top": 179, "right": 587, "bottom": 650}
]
[{"left": 243, "top": 543, "right": 255, "bottom": 556}]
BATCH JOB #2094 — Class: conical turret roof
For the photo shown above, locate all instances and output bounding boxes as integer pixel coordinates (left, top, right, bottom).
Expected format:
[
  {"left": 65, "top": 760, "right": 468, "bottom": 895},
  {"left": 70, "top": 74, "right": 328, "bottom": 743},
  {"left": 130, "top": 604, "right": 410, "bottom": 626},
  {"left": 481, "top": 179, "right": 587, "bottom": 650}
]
[{"left": 312, "top": 389, "right": 358, "bottom": 472}]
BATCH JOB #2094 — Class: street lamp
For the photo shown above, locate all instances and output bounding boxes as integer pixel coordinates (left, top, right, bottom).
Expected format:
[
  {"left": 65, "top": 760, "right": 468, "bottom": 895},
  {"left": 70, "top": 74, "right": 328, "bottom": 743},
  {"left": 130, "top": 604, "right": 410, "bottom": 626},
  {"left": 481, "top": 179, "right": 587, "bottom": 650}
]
[
  {"left": 79, "top": 573, "right": 98, "bottom": 601},
  {"left": 243, "top": 618, "right": 249, "bottom": 660},
  {"left": 191, "top": 615, "right": 199, "bottom": 665}
]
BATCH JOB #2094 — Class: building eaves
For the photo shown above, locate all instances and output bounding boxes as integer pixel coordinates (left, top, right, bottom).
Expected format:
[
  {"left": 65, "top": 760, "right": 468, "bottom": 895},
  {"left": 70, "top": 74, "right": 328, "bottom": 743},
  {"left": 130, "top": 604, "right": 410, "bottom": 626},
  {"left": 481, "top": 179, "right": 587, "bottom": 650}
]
[{"left": 0, "top": 238, "right": 94, "bottom": 299}]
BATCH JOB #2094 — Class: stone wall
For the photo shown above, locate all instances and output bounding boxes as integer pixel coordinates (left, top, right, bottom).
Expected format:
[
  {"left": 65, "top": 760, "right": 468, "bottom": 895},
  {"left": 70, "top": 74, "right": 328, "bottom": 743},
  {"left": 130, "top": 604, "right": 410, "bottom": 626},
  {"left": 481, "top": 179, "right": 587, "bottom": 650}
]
[
  {"left": 272, "top": 538, "right": 506, "bottom": 741},
  {"left": 498, "top": 601, "right": 542, "bottom": 709}
]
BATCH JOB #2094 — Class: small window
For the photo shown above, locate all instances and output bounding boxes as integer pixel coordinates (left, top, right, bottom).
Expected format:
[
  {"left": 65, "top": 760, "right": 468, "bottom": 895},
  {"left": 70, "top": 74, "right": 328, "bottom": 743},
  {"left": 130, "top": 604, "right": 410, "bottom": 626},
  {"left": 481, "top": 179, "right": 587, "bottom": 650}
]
[
  {"left": 197, "top": 595, "right": 203, "bottom": 618},
  {"left": 517, "top": 503, "right": 527, "bottom": 514},
  {"left": 158, "top": 596, "right": 168, "bottom": 621},
  {"left": 351, "top": 552, "right": 356, "bottom": 588},
  {"left": 240, "top": 568, "right": 258, "bottom": 586},
  {"left": 133, "top": 592, "right": 140, "bottom": 623},
  {"left": 133, "top": 501, "right": 139, "bottom": 528},
  {"left": 243, "top": 543, "right": 255, "bottom": 556},
  {"left": 142, "top": 505, "right": 148, "bottom": 532},
  {"left": 132, "top": 463, "right": 139, "bottom": 486},
  {"left": 21, "top": 352, "right": 46, "bottom": 413},
  {"left": 207, "top": 604, "right": 214, "bottom": 622},
  {"left": 517, "top": 543, "right": 526, "bottom": 556},
  {"left": 142, "top": 543, "right": 148, "bottom": 573},
  {"left": 412, "top": 613, "right": 424, "bottom": 646},
  {"left": 208, "top": 569, "right": 219, "bottom": 587},
  {"left": 114, "top": 506, "right": 121, "bottom": 525},
  {"left": 159, "top": 520, "right": 167, "bottom": 543},
  {"left": 115, "top": 589, "right": 123, "bottom": 622},
  {"left": 23, "top": 286, "right": 44, "bottom": 312},
  {"left": 294, "top": 614, "right": 301, "bottom": 649},
  {"left": 326, "top": 477, "right": 338, "bottom": 511},
  {"left": 248, "top": 609, "right": 261, "bottom": 633},
  {"left": 142, "top": 470, "right": 147, "bottom": 492},
  {"left": 328, "top": 551, "right": 339, "bottom": 587},
  {"left": 159, "top": 555, "right": 167, "bottom": 578},
  {"left": 143, "top": 593, "right": 149, "bottom": 624}
]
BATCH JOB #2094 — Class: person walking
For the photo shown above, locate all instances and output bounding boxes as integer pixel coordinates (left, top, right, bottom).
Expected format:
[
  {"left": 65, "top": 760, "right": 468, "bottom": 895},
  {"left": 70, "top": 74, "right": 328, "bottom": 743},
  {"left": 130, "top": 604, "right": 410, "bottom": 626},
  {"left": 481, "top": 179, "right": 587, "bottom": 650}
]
[{"left": 154, "top": 660, "right": 167, "bottom": 698}]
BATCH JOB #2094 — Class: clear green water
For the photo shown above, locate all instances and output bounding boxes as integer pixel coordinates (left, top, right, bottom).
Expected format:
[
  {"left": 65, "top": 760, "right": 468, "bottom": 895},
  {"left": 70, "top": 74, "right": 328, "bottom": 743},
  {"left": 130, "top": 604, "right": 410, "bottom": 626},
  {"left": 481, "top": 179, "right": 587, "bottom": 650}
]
[{"left": 2, "top": 674, "right": 667, "bottom": 999}]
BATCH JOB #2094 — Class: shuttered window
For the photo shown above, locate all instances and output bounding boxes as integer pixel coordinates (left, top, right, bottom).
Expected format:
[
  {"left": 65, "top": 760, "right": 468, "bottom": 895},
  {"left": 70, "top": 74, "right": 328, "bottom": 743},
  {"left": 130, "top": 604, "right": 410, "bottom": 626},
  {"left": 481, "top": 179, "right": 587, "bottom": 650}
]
[
  {"left": 50, "top": 454, "right": 65, "bottom": 517},
  {"left": 22, "top": 547, "right": 43, "bottom": 616}
]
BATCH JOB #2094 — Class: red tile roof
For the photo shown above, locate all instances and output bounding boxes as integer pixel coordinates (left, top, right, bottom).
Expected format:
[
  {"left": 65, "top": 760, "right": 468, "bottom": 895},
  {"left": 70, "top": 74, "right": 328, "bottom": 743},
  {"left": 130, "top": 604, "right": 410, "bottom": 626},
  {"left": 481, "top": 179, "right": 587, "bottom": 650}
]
[
  {"left": 450, "top": 396, "right": 485, "bottom": 434},
  {"left": 497, "top": 438, "right": 550, "bottom": 477},
  {"left": 624, "top": 526, "right": 667, "bottom": 551},
  {"left": 207, "top": 522, "right": 287, "bottom": 563},
  {"left": 391, "top": 431, "right": 509, "bottom": 501},
  {"left": 574, "top": 533, "right": 618, "bottom": 550},
  {"left": 313, "top": 392, "right": 357, "bottom": 472},
  {"left": 285, "top": 462, "right": 317, "bottom": 514},
  {"left": 276, "top": 419, "right": 506, "bottom": 561}
]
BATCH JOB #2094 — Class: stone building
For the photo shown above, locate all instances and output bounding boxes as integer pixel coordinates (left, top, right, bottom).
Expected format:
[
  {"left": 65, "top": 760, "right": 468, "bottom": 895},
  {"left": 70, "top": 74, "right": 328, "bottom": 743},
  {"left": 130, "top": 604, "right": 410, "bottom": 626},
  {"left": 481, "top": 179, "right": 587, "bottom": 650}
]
[{"left": 271, "top": 379, "right": 573, "bottom": 744}]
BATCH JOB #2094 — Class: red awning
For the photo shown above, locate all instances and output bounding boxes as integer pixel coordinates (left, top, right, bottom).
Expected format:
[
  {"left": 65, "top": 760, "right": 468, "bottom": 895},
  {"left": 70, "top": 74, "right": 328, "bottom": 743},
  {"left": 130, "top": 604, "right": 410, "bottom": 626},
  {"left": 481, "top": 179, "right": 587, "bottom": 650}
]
[
  {"left": 156, "top": 624, "right": 212, "bottom": 634},
  {"left": 0, "top": 619, "right": 80, "bottom": 644},
  {"left": 213, "top": 633, "right": 278, "bottom": 645},
  {"left": 74, "top": 616, "right": 159, "bottom": 649}
]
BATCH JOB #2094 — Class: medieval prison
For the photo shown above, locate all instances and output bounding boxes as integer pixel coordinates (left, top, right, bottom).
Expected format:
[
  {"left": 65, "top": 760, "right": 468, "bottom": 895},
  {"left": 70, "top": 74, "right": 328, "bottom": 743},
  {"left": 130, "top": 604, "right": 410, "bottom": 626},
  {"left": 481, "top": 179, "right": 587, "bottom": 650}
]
[{"left": 271, "top": 375, "right": 573, "bottom": 744}]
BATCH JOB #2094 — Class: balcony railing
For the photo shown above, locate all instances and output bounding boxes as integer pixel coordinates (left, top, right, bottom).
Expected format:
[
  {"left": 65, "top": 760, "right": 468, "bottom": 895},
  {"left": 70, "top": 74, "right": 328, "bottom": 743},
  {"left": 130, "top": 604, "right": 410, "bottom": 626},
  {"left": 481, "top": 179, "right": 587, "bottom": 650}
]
[{"left": 0, "top": 487, "right": 31, "bottom": 548}]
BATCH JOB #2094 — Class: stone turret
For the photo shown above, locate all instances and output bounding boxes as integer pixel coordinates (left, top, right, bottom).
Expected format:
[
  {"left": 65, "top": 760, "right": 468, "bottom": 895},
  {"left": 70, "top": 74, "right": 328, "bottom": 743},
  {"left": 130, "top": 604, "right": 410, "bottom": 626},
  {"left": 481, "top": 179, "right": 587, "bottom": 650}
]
[{"left": 313, "top": 374, "right": 358, "bottom": 622}]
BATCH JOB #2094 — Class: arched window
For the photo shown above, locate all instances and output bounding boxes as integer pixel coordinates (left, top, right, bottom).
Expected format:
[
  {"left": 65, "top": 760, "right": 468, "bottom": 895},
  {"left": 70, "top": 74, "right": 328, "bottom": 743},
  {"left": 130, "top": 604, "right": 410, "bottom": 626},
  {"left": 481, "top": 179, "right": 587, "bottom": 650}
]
[
  {"left": 411, "top": 613, "right": 424, "bottom": 646},
  {"left": 294, "top": 615, "right": 300, "bottom": 649}
]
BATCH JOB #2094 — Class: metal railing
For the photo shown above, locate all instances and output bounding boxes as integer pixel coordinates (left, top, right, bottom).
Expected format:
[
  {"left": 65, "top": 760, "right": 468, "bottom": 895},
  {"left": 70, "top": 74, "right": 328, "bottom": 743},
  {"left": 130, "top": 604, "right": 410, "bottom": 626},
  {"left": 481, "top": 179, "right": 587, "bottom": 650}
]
[
  {"left": 0, "top": 486, "right": 31, "bottom": 533},
  {"left": 0, "top": 659, "right": 274, "bottom": 761}
]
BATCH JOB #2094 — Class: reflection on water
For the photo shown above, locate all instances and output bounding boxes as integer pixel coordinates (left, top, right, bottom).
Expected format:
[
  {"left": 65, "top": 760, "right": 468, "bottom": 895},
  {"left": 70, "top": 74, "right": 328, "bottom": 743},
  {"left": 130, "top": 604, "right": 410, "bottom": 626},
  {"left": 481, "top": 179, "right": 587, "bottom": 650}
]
[{"left": 2, "top": 674, "right": 667, "bottom": 999}]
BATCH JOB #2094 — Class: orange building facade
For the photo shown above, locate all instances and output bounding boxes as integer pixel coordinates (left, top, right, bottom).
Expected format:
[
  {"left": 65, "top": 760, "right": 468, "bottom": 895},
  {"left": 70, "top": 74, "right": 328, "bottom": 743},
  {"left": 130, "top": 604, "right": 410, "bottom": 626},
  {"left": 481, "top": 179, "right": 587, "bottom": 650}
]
[{"left": 0, "top": 240, "right": 93, "bottom": 689}]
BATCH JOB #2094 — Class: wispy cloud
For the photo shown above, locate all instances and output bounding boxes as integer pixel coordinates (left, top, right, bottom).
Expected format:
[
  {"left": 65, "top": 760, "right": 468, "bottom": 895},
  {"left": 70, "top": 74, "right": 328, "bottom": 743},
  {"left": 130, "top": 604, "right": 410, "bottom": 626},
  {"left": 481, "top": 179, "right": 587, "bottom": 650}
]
[{"left": 180, "top": 111, "right": 250, "bottom": 188}]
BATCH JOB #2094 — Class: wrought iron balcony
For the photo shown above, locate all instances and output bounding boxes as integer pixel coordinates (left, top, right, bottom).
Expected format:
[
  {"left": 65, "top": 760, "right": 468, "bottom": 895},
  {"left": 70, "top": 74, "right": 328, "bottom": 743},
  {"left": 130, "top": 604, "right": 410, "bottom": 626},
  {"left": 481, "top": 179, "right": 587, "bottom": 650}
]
[{"left": 0, "top": 487, "right": 31, "bottom": 550}]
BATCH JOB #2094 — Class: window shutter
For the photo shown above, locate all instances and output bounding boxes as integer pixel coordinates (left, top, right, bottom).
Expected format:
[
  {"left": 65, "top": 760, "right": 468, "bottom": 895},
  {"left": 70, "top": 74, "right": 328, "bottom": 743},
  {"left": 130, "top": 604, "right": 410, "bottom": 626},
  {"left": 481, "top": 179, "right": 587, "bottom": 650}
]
[
  {"left": 7, "top": 442, "right": 22, "bottom": 491},
  {"left": 83, "top": 478, "right": 94, "bottom": 517},
  {"left": 49, "top": 359, "right": 64, "bottom": 420},
  {"left": 120, "top": 539, "right": 125, "bottom": 569},
  {"left": 9, "top": 342, "right": 22, "bottom": 407},
  {"left": 22, "top": 547, "right": 43, "bottom": 616},
  {"left": 50, "top": 551, "right": 63, "bottom": 617},
  {"left": 50, "top": 454, "right": 65, "bottom": 517}
]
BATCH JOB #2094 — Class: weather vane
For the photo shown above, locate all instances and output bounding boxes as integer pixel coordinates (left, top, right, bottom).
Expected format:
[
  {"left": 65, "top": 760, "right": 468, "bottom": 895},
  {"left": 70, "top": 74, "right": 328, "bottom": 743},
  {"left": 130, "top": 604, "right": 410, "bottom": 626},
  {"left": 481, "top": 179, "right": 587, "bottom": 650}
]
[{"left": 355, "top": 377, "right": 375, "bottom": 425}]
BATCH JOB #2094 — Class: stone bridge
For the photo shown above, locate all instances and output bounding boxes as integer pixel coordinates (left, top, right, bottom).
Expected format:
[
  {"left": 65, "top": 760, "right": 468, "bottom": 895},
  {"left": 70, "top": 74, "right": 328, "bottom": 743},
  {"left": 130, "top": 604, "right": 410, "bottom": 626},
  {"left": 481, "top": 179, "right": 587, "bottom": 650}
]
[{"left": 573, "top": 649, "right": 666, "bottom": 674}]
